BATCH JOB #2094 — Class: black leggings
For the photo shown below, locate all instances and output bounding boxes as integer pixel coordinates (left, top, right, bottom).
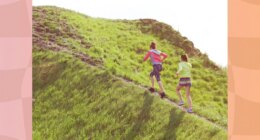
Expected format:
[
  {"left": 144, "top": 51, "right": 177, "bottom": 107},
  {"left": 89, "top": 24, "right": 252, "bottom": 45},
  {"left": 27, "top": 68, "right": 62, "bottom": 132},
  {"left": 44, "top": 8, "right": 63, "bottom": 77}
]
[{"left": 150, "top": 64, "right": 162, "bottom": 81}]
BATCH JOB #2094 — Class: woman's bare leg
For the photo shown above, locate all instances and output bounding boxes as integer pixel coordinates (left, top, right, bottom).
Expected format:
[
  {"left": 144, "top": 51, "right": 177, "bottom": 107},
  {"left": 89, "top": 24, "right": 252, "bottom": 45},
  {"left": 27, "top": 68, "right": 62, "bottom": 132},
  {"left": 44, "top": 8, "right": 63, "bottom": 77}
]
[
  {"left": 185, "top": 86, "right": 192, "bottom": 109},
  {"left": 176, "top": 85, "right": 183, "bottom": 102},
  {"left": 150, "top": 76, "right": 155, "bottom": 89},
  {"left": 158, "top": 81, "right": 165, "bottom": 93}
]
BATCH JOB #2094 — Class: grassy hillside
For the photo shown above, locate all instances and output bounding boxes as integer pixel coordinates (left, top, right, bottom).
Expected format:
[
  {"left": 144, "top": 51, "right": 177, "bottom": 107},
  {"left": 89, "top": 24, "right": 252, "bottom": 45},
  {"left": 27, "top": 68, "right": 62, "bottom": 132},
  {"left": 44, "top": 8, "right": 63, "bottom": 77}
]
[{"left": 33, "top": 6, "right": 227, "bottom": 139}]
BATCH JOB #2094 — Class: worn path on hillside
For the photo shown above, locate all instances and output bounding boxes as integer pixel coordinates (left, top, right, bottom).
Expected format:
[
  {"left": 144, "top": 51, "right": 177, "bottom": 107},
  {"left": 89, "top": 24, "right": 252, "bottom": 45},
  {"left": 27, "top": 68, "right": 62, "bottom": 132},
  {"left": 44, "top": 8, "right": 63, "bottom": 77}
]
[
  {"left": 115, "top": 76, "right": 227, "bottom": 131},
  {"left": 34, "top": 40, "right": 227, "bottom": 131}
]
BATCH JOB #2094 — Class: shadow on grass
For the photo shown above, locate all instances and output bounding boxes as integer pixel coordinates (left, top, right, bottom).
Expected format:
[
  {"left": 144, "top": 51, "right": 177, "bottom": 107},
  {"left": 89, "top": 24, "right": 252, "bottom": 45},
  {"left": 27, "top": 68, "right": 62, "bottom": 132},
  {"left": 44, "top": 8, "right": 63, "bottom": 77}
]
[
  {"left": 125, "top": 93, "right": 154, "bottom": 140},
  {"left": 162, "top": 108, "right": 185, "bottom": 140}
]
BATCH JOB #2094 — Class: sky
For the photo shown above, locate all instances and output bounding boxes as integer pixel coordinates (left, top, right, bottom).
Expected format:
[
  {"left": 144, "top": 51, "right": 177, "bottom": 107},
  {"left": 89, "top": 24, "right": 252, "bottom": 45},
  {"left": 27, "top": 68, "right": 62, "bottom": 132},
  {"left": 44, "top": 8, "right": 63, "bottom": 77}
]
[{"left": 33, "top": 0, "right": 227, "bottom": 66}]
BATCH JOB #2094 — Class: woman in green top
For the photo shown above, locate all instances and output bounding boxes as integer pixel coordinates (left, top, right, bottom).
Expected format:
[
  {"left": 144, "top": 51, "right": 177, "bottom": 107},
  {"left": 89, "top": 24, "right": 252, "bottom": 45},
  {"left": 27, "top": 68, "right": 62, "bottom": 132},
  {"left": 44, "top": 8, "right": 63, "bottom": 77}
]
[{"left": 176, "top": 54, "right": 193, "bottom": 113}]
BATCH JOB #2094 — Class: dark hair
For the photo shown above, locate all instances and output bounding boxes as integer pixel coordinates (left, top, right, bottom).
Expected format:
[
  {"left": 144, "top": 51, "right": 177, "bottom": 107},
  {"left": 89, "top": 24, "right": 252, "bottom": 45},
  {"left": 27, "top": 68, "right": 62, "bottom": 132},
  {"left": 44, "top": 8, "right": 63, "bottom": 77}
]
[
  {"left": 150, "top": 42, "right": 156, "bottom": 49},
  {"left": 181, "top": 54, "right": 188, "bottom": 62}
]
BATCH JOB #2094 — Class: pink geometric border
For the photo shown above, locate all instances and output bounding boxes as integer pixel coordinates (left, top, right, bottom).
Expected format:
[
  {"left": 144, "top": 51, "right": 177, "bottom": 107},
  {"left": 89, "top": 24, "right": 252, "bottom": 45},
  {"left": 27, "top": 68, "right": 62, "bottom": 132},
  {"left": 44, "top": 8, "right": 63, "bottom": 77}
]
[{"left": 0, "top": 0, "right": 32, "bottom": 140}]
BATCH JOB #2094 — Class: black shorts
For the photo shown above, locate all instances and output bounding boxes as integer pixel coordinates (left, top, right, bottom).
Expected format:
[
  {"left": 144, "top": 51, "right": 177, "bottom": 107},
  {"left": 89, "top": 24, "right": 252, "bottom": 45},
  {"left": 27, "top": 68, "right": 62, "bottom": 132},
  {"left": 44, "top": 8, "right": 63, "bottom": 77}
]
[
  {"left": 178, "top": 77, "right": 192, "bottom": 87},
  {"left": 150, "top": 64, "right": 162, "bottom": 81}
]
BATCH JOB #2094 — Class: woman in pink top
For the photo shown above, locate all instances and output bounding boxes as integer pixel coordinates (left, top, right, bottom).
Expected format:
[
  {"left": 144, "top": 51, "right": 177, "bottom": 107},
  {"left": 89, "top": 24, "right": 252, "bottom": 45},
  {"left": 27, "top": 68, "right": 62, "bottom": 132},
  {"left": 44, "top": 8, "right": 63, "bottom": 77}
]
[{"left": 144, "top": 42, "right": 168, "bottom": 98}]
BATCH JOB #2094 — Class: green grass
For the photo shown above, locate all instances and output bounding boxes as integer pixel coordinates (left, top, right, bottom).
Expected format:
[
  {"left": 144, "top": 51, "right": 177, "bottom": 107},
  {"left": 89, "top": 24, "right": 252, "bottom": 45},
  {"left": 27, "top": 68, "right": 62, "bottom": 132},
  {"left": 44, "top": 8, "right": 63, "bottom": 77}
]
[
  {"left": 33, "top": 6, "right": 227, "bottom": 139},
  {"left": 33, "top": 51, "right": 226, "bottom": 140}
]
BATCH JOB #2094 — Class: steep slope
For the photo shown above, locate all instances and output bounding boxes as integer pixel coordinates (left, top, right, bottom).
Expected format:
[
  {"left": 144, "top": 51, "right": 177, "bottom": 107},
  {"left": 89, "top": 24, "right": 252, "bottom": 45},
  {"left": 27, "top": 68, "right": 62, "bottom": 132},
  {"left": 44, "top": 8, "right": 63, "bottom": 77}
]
[
  {"left": 33, "top": 6, "right": 227, "bottom": 139},
  {"left": 33, "top": 49, "right": 226, "bottom": 140}
]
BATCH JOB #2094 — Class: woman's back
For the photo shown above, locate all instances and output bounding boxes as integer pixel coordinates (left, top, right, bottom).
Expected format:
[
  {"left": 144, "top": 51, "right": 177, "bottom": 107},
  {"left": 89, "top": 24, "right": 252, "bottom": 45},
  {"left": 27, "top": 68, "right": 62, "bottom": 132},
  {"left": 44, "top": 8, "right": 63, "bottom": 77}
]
[{"left": 178, "top": 61, "right": 192, "bottom": 78}]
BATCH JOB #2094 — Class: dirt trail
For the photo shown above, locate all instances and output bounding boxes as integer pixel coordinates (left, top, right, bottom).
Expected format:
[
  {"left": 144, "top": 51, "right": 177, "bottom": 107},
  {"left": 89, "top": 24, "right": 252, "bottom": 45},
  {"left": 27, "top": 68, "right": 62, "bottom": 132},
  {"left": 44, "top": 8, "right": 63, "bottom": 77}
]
[{"left": 115, "top": 76, "right": 227, "bottom": 131}]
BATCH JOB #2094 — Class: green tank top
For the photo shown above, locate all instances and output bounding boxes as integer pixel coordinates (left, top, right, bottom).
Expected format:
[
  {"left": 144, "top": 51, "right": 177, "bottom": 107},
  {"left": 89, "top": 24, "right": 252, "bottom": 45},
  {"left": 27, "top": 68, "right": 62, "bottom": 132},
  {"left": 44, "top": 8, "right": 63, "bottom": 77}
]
[{"left": 177, "top": 62, "right": 192, "bottom": 78}]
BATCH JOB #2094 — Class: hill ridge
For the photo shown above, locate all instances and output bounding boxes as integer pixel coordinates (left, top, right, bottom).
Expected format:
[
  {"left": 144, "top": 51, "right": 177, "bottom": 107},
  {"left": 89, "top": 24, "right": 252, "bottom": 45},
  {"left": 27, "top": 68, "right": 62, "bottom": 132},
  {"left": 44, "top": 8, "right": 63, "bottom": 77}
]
[
  {"left": 33, "top": 6, "right": 227, "bottom": 139},
  {"left": 34, "top": 5, "right": 221, "bottom": 70},
  {"left": 33, "top": 5, "right": 227, "bottom": 126}
]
